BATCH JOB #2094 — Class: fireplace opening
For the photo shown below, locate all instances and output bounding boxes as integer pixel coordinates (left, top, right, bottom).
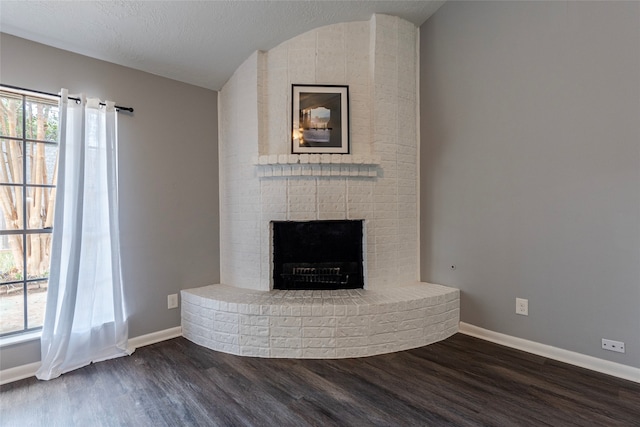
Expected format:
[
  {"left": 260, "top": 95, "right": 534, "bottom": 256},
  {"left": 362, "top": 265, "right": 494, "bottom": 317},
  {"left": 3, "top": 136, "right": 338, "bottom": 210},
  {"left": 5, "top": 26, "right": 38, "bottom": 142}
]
[{"left": 272, "top": 220, "right": 364, "bottom": 290}]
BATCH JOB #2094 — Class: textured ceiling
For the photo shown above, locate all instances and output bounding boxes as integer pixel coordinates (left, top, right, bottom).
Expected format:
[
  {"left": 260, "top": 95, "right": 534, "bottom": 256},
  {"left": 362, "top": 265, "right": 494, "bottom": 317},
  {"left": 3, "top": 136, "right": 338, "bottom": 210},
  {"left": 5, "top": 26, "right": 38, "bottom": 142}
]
[{"left": 0, "top": 1, "right": 444, "bottom": 91}]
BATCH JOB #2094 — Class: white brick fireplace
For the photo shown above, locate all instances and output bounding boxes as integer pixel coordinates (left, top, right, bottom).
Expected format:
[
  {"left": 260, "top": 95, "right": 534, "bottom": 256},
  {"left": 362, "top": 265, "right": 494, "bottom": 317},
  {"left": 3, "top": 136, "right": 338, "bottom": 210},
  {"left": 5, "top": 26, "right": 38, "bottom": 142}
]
[
  {"left": 182, "top": 14, "right": 459, "bottom": 358},
  {"left": 219, "top": 14, "right": 420, "bottom": 291}
]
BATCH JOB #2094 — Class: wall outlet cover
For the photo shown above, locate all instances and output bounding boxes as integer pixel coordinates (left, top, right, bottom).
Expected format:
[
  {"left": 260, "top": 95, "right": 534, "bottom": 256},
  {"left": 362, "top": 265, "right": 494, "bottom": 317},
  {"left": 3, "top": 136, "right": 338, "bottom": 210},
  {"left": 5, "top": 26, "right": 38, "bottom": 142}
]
[
  {"left": 516, "top": 298, "right": 528, "bottom": 316},
  {"left": 168, "top": 294, "right": 179, "bottom": 309},
  {"left": 601, "top": 339, "right": 625, "bottom": 353}
]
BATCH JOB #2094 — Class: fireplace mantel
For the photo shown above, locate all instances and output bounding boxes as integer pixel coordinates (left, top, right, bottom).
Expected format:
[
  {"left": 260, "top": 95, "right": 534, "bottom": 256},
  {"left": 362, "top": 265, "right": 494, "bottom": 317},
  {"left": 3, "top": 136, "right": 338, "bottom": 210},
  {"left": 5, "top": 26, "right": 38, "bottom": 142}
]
[{"left": 254, "top": 154, "right": 381, "bottom": 178}]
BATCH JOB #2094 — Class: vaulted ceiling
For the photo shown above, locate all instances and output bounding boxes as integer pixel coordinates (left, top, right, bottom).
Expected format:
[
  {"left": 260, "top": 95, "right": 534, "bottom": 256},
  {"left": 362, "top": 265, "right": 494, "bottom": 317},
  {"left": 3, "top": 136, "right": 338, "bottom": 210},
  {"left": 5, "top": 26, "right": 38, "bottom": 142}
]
[{"left": 0, "top": 1, "right": 444, "bottom": 90}]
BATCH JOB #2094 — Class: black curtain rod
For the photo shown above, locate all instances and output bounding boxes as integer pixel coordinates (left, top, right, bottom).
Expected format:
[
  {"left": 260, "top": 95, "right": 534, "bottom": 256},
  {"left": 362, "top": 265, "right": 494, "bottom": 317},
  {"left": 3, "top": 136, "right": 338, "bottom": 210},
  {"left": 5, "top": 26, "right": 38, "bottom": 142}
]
[{"left": 0, "top": 83, "right": 134, "bottom": 113}]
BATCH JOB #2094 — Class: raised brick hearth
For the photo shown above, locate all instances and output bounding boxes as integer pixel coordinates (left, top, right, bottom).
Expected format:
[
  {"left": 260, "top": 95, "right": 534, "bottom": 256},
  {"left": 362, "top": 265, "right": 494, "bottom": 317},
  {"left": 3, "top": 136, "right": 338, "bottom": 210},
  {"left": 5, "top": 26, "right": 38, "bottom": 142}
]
[{"left": 182, "top": 283, "right": 459, "bottom": 358}]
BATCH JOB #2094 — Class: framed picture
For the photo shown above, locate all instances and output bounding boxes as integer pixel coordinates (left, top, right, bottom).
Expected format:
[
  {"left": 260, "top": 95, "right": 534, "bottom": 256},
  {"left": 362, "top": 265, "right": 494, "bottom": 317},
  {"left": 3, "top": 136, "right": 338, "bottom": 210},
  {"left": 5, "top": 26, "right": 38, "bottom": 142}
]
[{"left": 291, "top": 84, "right": 349, "bottom": 154}]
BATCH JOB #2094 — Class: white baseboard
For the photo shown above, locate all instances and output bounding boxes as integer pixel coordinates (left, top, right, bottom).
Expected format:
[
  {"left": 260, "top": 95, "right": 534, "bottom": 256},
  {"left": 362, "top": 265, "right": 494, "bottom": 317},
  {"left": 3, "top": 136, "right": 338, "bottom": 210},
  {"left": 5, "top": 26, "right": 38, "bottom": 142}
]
[
  {"left": 459, "top": 322, "right": 639, "bottom": 384},
  {"left": 6, "top": 324, "right": 636, "bottom": 385},
  {"left": 127, "top": 326, "right": 182, "bottom": 353},
  {"left": 0, "top": 361, "right": 42, "bottom": 386},
  {"left": 0, "top": 326, "right": 183, "bottom": 385}
]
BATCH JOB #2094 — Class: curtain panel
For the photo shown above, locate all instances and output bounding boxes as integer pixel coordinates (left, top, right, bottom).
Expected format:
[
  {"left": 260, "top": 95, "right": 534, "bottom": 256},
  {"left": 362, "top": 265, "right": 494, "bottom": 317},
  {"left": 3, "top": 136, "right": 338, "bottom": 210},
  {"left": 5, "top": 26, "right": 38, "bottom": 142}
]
[{"left": 36, "top": 89, "right": 128, "bottom": 380}]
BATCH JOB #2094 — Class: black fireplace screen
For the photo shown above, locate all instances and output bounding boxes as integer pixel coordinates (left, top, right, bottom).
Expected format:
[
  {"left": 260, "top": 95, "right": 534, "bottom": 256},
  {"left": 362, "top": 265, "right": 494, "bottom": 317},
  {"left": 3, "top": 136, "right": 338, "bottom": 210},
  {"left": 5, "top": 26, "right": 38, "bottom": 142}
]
[{"left": 272, "top": 220, "right": 364, "bottom": 290}]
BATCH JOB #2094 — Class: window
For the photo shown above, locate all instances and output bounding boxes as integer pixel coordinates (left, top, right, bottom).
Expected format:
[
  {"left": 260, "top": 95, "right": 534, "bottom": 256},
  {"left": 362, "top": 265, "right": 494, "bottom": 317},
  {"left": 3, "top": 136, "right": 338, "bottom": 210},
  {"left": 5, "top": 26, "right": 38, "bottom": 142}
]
[{"left": 0, "top": 88, "right": 59, "bottom": 337}]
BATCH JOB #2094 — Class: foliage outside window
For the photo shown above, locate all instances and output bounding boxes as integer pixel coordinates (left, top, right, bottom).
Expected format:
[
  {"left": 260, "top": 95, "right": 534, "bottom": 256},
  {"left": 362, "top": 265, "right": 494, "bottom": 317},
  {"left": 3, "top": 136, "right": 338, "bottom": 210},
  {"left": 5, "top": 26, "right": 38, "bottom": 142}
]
[{"left": 0, "top": 88, "right": 59, "bottom": 337}]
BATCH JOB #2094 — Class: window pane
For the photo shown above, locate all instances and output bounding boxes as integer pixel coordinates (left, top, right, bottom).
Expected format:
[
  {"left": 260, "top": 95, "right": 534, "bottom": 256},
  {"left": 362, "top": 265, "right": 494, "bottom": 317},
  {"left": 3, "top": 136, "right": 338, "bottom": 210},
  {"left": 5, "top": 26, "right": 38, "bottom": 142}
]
[
  {"left": 0, "top": 186, "right": 24, "bottom": 231},
  {"left": 0, "top": 92, "right": 23, "bottom": 138},
  {"left": 26, "top": 234, "right": 52, "bottom": 280},
  {"left": 1, "top": 139, "right": 24, "bottom": 184},
  {"left": 27, "top": 280, "right": 47, "bottom": 329},
  {"left": 0, "top": 237, "right": 24, "bottom": 283},
  {"left": 25, "top": 97, "right": 59, "bottom": 142},
  {"left": 27, "top": 186, "right": 56, "bottom": 230},
  {"left": 0, "top": 283, "right": 25, "bottom": 334},
  {"left": 26, "top": 142, "right": 58, "bottom": 186},
  {"left": 0, "top": 90, "right": 56, "bottom": 337}
]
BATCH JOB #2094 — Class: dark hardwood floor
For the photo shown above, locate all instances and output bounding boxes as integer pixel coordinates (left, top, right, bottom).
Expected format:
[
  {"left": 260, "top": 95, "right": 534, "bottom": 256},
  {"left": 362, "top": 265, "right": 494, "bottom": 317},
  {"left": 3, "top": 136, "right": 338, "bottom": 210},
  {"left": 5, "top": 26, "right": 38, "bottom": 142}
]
[{"left": 1, "top": 334, "right": 638, "bottom": 426}]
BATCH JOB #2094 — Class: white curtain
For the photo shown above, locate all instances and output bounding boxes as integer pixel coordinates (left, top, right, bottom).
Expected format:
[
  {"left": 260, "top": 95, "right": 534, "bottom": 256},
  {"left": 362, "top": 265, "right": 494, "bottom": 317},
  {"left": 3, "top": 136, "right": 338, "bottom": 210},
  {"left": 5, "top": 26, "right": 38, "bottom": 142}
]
[{"left": 36, "top": 89, "right": 129, "bottom": 380}]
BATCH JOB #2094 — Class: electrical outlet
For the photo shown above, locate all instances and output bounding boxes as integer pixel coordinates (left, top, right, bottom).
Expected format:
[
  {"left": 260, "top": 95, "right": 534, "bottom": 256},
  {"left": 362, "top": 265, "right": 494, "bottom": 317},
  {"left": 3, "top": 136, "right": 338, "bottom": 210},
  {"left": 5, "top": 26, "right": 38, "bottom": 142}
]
[
  {"left": 167, "top": 294, "right": 179, "bottom": 309},
  {"left": 602, "top": 339, "right": 625, "bottom": 353},
  {"left": 515, "top": 298, "right": 528, "bottom": 316}
]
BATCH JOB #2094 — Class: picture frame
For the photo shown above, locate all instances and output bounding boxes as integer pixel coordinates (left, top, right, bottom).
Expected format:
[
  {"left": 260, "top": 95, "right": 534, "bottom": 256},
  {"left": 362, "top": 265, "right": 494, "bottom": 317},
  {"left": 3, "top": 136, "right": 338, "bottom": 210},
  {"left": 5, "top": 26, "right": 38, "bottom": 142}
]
[{"left": 291, "top": 84, "right": 349, "bottom": 154}]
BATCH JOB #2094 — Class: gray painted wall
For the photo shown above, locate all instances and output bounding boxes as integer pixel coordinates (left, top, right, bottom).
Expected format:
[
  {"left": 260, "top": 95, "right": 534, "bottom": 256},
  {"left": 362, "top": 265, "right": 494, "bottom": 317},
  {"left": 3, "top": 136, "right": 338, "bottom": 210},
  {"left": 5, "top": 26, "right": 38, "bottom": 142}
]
[
  {"left": 0, "top": 34, "right": 220, "bottom": 370},
  {"left": 420, "top": 1, "right": 639, "bottom": 368}
]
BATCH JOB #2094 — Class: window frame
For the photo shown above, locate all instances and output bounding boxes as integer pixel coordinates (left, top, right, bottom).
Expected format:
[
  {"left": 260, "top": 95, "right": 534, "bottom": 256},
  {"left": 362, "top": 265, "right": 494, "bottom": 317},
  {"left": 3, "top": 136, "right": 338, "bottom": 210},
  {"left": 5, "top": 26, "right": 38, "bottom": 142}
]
[{"left": 0, "top": 87, "right": 59, "bottom": 337}]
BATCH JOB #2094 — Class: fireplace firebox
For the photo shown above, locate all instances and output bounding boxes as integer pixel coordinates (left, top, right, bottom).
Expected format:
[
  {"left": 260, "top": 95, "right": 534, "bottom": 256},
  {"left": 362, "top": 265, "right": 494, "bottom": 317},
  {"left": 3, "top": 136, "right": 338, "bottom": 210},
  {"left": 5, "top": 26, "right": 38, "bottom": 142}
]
[{"left": 272, "top": 220, "right": 364, "bottom": 290}]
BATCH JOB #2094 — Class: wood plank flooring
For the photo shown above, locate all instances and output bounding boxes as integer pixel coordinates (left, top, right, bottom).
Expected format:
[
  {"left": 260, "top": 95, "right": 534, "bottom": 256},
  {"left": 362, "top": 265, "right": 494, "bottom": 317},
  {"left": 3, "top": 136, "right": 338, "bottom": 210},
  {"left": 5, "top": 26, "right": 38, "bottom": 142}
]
[{"left": 1, "top": 334, "right": 638, "bottom": 426}]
